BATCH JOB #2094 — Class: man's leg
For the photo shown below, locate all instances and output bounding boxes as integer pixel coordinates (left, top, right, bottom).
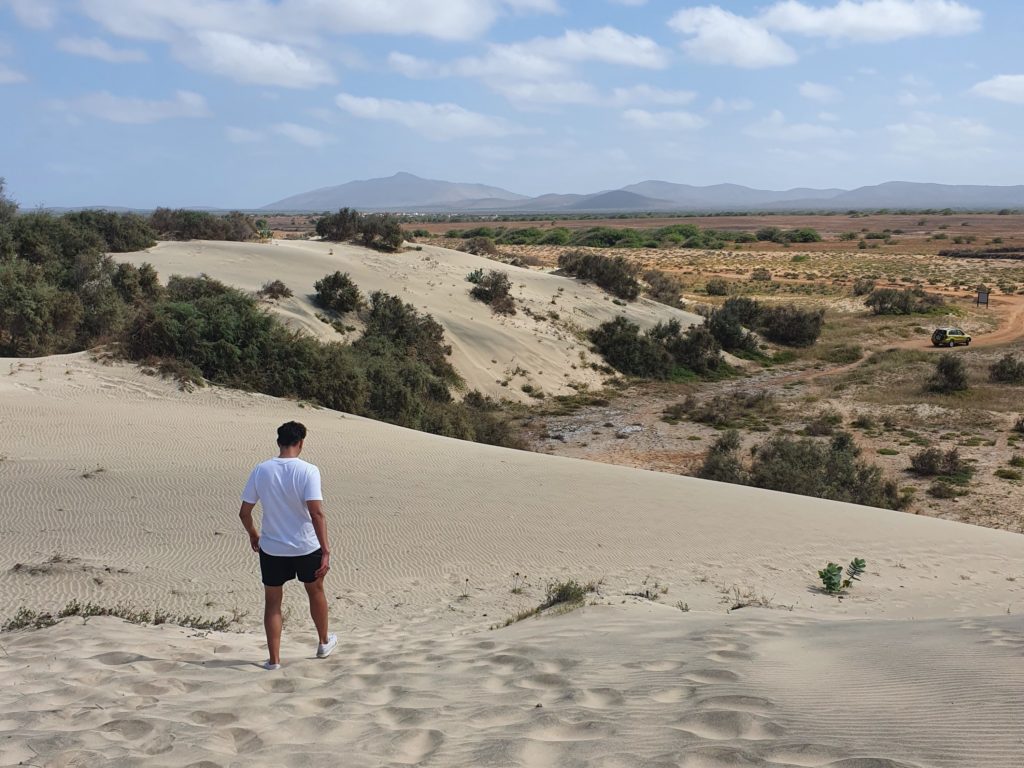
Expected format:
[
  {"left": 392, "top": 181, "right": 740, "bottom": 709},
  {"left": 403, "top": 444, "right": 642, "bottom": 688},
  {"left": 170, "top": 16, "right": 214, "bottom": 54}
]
[
  {"left": 264, "top": 586, "right": 284, "bottom": 665},
  {"left": 303, "top": 579, "right": 329, "bottom": 645}
]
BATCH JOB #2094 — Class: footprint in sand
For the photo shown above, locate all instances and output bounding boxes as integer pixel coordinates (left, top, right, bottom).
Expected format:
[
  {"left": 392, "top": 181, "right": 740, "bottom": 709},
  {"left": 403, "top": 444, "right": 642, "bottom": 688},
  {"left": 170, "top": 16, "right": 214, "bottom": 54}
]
[
  {"left": 672, "top": 710, "right": 783, "bottom": 740},
  {"left": 650, "top": 686, "right": 696, "bottom": 704},
  {"left": 683, "top": 668, "right": 741, "bottom": 684},
  {"left": 189, "top": 711, "right": 238, "bottom": 726},
  {"left": 388, "top": 728, "right": 445, "bottom": 765},
  {"left": 101, "top": 718, "right": 155, "bottom": 739},
  {"left": 695, "top": 695, "right": 775, "bottom": 714}
]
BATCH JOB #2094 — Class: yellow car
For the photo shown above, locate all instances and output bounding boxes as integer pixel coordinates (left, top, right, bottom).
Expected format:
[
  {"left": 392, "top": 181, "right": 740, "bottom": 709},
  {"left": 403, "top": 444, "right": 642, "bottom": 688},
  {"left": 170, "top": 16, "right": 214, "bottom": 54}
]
[{"left": 931, "top": 327, "right": 971, "bottom": 347}]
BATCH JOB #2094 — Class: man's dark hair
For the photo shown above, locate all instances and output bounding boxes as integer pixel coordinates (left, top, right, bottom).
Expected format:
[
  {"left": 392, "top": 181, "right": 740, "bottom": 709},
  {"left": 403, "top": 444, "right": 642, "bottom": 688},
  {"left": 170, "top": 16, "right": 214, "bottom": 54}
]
[{"left": 277, "top": 421, "right": 307, "bottom": 447}]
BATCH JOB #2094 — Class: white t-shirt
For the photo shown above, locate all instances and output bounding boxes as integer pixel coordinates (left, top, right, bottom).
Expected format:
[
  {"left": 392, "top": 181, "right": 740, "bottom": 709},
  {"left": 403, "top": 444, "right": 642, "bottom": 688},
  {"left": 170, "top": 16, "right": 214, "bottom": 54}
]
[{"left": 241, "top": 457, "right": 323, "bottom": 557}]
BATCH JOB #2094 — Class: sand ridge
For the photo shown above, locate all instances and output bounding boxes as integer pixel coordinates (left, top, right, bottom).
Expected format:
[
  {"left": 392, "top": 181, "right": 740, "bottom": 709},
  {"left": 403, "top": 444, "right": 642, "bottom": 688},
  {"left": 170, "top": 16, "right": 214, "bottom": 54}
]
[{"left": 113, "top": 239, "right": 703, "bottom": 401}]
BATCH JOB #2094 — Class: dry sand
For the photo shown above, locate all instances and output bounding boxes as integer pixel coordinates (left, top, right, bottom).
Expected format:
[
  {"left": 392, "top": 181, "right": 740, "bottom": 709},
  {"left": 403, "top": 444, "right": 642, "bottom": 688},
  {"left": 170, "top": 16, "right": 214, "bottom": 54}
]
[
  {"left": 1, "top": 353, "right": 1023, "bottom": 767},
  {"left": 113, "top": 239, "right": 702, "bottom": 401}
]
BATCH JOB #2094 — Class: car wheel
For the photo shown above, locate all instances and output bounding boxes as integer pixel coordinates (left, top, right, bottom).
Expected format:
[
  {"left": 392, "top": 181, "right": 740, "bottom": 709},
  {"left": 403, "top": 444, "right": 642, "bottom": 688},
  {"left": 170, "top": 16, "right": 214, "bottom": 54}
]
[{"left": 948, "top": 340, "right": 955, "bottom": 347}]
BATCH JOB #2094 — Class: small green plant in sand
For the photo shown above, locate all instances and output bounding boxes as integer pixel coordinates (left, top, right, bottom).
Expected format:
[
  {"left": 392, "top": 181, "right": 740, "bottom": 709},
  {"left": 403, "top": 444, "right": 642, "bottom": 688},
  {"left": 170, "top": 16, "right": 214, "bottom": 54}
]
[
  {"left": 494, "top": 579, "right": 597, "bottom": 628},
  {"left": 818, "top": 557, "right": 866, "bottom": 595},
  {"left": 2, "top": 600, "right": 241, "bottom": 632}
]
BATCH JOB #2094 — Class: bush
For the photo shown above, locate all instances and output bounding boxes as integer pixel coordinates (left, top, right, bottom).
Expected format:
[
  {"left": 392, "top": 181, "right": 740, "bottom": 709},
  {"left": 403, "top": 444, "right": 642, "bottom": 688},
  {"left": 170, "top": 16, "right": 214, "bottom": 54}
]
[
  {"left": 750, "top": 267, "right": 772, "bottom": 282},
  {"left": 643, "top": 269, "right": 685, "bottom": 308},
  {"left": 316, "top": 208, "right": 402, "bottom": 250},
  {"left": 258, "top": 280, "right": 292, "bottom": 300},
  {"left": 314, "top": 272, "right": 362, "bottom": 314},
  {"left": 852, "top": 277, "right": 875, "bottom": 296},
  {"left": 461, "top": 236, "right": 499, "bottom": 256},
  {"left": 590, "top": 317, "right": 721, "bottom": 379},
  {"left": 927, "top": 353, "right": 968, "bottom": 393},
  {"left": 865, "top": 287, "right": 945, "bottom": 315},
  {"left": 150, "top": 208, "right": 256, "bottom": 241},
  {"left": 705, "top": 277, "right": 730, "bottom": 296},
  {"left": 989, "top": 354, "right": 1024, "bottom": 384},
  {"left": 707, "top": 305, "right": 758, "bottom": 353},
  {"left": 316, "top": 207, "right": 361, "bottom": 241},
  {"left": 468, "top": 270, "right": 516, "bottom": 315},
  {"left": 759, "top": 305, "right": 825, "bottom": 347},
  {"left": 909, "top": 447, "right": 973, "bottom": 486},
  {"left": 558, "top": 250, "right": 640, "bottom": 300},
  {"left": 699, "top": 430, "right": 906, "bottom": 510}
]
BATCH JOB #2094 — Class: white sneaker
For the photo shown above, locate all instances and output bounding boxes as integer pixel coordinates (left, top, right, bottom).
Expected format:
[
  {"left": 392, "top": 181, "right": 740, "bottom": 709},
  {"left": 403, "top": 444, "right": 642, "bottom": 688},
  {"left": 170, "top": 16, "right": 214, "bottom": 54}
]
[
  {"left": 317, "top": 633, "right": 338, "bottom": 658},
  {"left": 263, "top": 661, "right": 281, "bottom": 671}
]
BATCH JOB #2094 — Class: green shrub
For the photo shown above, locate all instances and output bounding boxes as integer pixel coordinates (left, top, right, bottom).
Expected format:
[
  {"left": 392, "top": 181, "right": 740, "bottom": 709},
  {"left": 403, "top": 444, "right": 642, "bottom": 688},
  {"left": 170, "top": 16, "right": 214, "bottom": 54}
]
[
  {"left": 928, "top": 353, "right": 968, "bottom": 393},
  {"left": 909, "top": 447, "right": 973, "bottom": 484},
  {"left": 705, "top": 277, "right": 730, "bottom": 296},
  {"left": 540, "top": 580, "right": 591, "bottom": 609},
  {"left": 314, "top": 272, "right": 362, "bottom": 314},
  {"left": 468, "top": 270, "right": 515, "bottom": 315},
  {"left": 865, "top": 287, "right": 945, "bottom": 315},
  {"left": 989, "top": 354, "right": 1024, "bottom": 384},
  {"left": 558, "top": 250, "right": 640, "bottom": 300},
  {"left": 150, "top": 208, "right": 256, "bottom": 241},
  {"left": 822, "top": 345, "right": 863, "bottom": 364},
  {"left": 750, "top": 267, "right": 772, "bottom": 282},
  {"left": 700, "top": 430, "right": 905, "bottom": 510},
  {"left": 759, "top": 305, "right": 824, "bottom": 347},
  {"left": 852, "top": 277, "right": 876, "bottom": 296},
  {"left": 590, "top": 317, "right": 722, "bottom": 379},
  {"left": 461, "top": 236, "right": 499, "bottom": 256},
  {"left": 995, "top": 468, "right": 1022, "bottom": 480},
  {"left": 643, "top": 269, "right": 685, "bottom": 308},
  {"left": 258, "top": 279, "right": 293, "bottom": 300}
]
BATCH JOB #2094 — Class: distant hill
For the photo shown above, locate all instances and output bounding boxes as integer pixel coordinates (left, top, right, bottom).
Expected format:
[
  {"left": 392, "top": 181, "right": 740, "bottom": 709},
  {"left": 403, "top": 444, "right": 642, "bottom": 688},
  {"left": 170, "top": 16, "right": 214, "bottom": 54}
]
[
  {"left": 261, "top": 173, "right": 1024, "bottom": 213},
  {"left": 263, "top": 172, "right": 526, "bottom": 211}
]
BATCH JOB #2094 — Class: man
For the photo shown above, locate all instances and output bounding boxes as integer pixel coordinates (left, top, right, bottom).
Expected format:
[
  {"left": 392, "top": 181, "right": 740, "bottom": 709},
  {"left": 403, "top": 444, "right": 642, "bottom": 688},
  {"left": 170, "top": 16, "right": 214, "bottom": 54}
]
[{"left": 239, "top": 421, "right": 336, "bottom": 669}]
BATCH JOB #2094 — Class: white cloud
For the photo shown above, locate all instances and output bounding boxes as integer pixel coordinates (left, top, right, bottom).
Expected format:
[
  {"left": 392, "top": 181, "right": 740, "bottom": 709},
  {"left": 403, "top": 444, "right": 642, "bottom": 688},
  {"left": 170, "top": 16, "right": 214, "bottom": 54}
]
[
  {"left": 272, "top": 122, "right": 332, "bottom": 147},
  {"left": 81, "top": 0, "right": 557, "bottom": 44},
  {"left": 745, "top": 110, "right": 853, "bottom": 141},
  {"left": 709, "top": 97, "right": 754, "bottom": 113},
  {"left": 55, "top": 90, "right": 209, "bottom": 124},
  {"left": 799, "top": 81, "right": 841, "bottom": 103},
  {"left": 623, "top": 109, "right": 707, "bottom": 131},
  {"left": 335, "top": 93, "right": 521, "bottom": 140},
  {"left": 57, "top": 37, "right": 148, "bottom": 63},
  {"left": 492, "top": 80, "right": 603, "bottom": 106},
  {"left": 0, "top": 63, "right": 27, "bottom": 84},
  {"left": 7, "top": 0, "right": 57, "bottom": 28},
  {"left": 225, "top": 126, "right": 264, "bottom": 143},
  {"left": 760, "top": 0, "right": 982, "bottom": 42},
  {"left": 387, "top": 52, "right": 437, "bottom": 79},
  {"left": 390, "top": 26, "right": 669, "bottom": 108},
  {"left": 669, "top": 6, "right": 797, "bottom": 68},
  {"left": 887, "top": 112, "right": 991, "bottom": 153},
  {"left": 971, "top": 74, "right": 1024, "bottom": 104},
  {"left": 177, "top": 31, "right": 333, "bottom": 88},
  {"left": 818, "top": 111, "right": 840, "bottom": 121},
  {"left": 611, "top": 85, "right": 696, "bottom": 106}
]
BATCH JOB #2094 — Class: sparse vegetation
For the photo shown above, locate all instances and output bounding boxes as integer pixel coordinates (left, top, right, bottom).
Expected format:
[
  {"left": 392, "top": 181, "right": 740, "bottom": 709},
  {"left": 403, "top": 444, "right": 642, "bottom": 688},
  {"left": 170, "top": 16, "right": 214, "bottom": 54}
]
[
  {"left": 314, "top": 271, "right": 362, "bottom": 314},
  {"left": 558, "top": 250, "right": 640, "bottom": 300},
  {"left": 257, "top": 279, "right": 293, "bottom": 300},
  {"left": 989, "top": 354, "right": 1024, "bottom": 384},
  {"left": 3, "top": 599, "right": 240, "bottom": 632},
  {"left": 590, "top": 317, "right": 723, "bottom": 379},
  {"left": 865, "top": 287, "right": 945, "bottom": 315},
  {"left": 315, "top": 207, "right": 403, "bottom": 251},
  {"left": 467, "top": 269, "right": 516, "bottom": 315},
  {"left": 698, "top": 430, "right": 906, "bottom": 510},
  {"left": 927, "top": 353, "right": 969, "bottom": 394},
  {"left": 818, "top": 557, "right": 866, "bottom": 595}
]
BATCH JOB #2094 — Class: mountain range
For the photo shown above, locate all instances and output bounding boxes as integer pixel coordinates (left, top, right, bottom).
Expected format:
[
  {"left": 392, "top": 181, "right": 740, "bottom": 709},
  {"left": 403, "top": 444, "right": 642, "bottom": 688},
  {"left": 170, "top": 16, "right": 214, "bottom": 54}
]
[{"left": 262, "top": 173, "right": 1024, "bottom": 213}]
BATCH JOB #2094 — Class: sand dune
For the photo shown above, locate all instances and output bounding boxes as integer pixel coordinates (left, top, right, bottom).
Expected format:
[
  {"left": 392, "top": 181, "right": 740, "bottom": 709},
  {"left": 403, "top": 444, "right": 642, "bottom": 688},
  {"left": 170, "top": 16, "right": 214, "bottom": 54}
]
[
  {"left": 113, "top": 239, "right": 702, "bottom": 401},
  {"left": 1, "top": 353, "right": 1023, "bottom": 766}
]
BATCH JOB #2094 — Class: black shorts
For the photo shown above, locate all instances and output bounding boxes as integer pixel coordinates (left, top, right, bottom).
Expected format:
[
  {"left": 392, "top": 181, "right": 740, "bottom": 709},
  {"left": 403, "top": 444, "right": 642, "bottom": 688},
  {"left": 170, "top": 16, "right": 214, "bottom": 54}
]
[{"left": 259, "top": 548, "right": 323, "bottom": 587}]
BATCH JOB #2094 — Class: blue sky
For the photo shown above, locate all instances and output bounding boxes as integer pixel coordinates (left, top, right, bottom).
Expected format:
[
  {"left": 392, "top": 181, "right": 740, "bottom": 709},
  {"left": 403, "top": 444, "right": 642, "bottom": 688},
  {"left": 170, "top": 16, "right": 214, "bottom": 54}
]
[{"left": 2, "top": 0, "right": 1023, "bottom": 208}]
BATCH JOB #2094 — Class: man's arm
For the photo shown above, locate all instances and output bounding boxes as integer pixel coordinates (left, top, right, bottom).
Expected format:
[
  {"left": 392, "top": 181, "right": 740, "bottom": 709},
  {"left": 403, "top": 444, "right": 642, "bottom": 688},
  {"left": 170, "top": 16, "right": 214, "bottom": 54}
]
[
  {"left": 239, "top": 502, "right": 260, "bottom": 552},
  {"left": 307, "top": 500, "right": 331, "bottom": 579}
]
